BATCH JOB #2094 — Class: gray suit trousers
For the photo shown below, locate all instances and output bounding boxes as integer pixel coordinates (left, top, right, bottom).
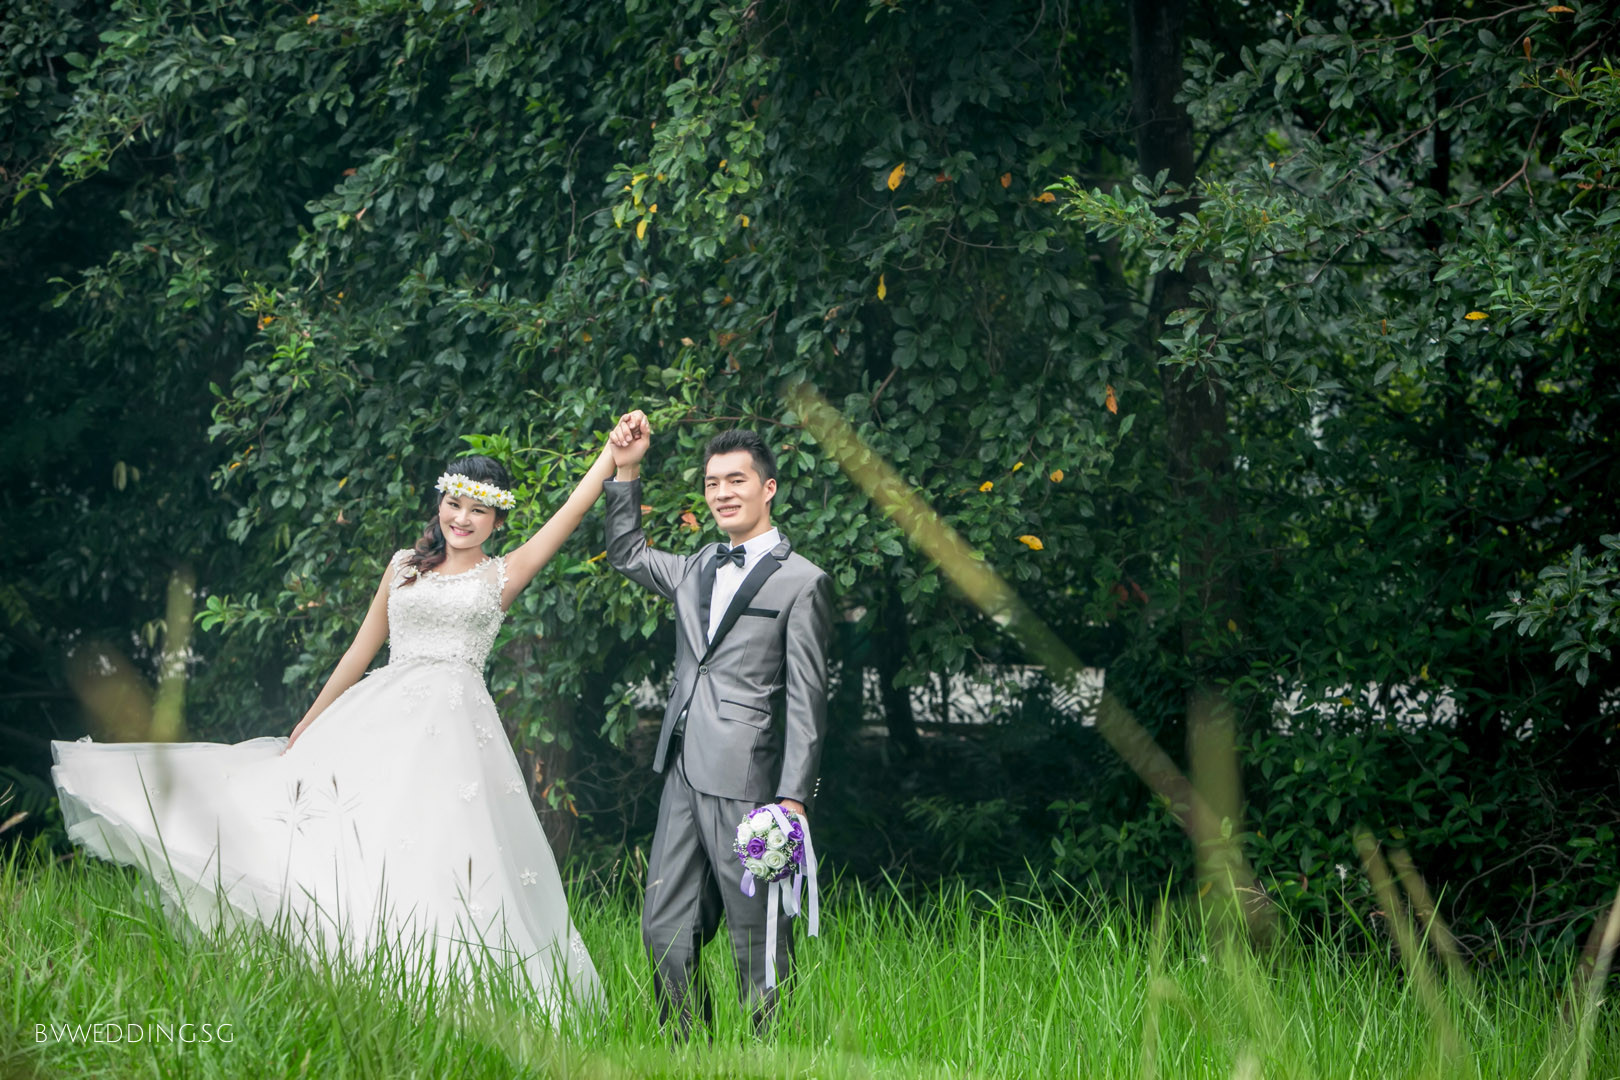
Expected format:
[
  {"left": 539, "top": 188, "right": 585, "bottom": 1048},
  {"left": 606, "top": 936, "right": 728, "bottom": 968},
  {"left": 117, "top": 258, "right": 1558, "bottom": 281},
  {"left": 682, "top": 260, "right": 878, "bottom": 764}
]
[{"left": 642, "top": 746, "right": 793, "bottom": 1032}]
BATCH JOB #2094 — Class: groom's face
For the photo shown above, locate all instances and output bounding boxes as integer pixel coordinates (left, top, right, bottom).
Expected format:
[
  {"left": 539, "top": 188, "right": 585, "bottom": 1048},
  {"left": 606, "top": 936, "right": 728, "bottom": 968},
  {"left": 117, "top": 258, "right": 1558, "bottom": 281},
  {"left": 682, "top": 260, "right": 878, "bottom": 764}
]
[{"left": 704, "top": 449, "right": 776, "bottom": 542}]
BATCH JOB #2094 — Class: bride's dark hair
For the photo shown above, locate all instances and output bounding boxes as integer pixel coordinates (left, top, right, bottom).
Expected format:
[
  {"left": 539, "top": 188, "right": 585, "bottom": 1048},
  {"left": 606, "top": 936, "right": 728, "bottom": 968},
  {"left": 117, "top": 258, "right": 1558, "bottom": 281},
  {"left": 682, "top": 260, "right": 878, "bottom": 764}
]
[{"left": 402, "top": 454, "right": 513, "bottom": 584}]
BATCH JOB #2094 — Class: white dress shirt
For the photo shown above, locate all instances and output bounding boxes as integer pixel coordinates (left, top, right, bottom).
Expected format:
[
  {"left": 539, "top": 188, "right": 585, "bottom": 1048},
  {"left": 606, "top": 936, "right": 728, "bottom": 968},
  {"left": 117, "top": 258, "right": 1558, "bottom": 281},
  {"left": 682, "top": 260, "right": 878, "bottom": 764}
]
[{"left": 708, "top": 527, "right": 782, "bottom": 642}]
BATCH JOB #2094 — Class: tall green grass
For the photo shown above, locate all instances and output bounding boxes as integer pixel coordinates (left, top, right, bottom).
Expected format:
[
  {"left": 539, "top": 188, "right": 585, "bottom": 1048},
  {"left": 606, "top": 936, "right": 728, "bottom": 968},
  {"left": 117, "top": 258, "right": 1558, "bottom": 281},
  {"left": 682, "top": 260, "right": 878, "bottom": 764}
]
[{"left": 4, "top": 847, "right": 1615, "bottom": 1079}]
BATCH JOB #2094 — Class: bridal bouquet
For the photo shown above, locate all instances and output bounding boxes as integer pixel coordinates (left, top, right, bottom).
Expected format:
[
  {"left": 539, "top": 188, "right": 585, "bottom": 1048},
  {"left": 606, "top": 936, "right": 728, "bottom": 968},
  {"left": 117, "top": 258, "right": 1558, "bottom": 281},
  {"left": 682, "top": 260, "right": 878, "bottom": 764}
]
[
  {"left": 732, "top": 804, "right": 806, "bottom": 885},
  {"left": 731, "top": 803, "right": 820, "bottom": 989}
]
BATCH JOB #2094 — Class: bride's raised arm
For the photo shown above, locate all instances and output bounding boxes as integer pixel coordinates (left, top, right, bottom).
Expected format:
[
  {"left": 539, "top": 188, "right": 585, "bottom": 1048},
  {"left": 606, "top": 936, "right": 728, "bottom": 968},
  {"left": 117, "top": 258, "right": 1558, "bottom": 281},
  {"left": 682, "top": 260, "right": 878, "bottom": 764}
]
[{"left": 500, "top": 439, "right": 622, "bottom": 609}]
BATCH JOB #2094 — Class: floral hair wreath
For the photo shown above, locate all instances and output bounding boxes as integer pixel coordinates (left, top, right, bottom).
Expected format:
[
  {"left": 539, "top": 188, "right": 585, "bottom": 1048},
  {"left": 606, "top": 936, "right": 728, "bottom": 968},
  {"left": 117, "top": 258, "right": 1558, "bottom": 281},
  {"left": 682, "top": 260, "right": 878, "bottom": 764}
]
[{"left": 435, "top": 472, "right": 517, "bottom": 510}]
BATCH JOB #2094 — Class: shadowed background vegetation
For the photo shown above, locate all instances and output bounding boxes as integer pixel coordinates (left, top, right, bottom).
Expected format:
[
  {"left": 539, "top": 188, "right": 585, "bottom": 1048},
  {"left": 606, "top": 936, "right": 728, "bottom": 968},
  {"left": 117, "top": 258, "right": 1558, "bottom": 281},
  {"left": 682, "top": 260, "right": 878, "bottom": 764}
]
[{"left": 3, "top": 0, "right": 1618, "bottom": 961}]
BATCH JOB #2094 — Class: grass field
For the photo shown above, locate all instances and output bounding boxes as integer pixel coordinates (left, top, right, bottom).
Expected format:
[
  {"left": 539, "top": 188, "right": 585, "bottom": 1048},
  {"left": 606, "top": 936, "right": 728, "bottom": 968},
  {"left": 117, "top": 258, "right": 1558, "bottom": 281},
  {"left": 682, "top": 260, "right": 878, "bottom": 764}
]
[{"left": 4, "top": 847, "right": 1617, "bottom": 1079}]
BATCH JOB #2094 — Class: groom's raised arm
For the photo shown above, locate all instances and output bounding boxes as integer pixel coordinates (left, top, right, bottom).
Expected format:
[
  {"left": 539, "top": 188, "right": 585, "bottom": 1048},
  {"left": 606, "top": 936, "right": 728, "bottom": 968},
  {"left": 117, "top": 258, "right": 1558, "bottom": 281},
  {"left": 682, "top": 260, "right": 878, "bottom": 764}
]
[
  {"left": 604, "top": 409, "right": 686, "bottom": 599},
  {"left": 603, "top": 479, "right": 686, "bottom": 600},
  {"left": 777, "top": 571, "right": 834, "bottom": 808}
]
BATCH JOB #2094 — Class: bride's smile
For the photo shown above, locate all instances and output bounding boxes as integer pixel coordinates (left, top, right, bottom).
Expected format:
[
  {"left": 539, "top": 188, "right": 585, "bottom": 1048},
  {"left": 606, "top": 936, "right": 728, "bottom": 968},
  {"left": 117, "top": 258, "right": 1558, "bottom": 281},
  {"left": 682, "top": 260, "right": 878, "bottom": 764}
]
[{"left": 439, "top": 495, "right": 496, "bottom": 551}]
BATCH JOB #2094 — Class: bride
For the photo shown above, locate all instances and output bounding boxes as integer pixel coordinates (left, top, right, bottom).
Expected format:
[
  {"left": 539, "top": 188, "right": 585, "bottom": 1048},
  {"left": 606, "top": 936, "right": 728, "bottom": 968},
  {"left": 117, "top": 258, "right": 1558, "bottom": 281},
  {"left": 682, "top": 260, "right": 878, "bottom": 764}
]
[{"left": 50, "top": 444, "right": 618, "bottom": 1014}]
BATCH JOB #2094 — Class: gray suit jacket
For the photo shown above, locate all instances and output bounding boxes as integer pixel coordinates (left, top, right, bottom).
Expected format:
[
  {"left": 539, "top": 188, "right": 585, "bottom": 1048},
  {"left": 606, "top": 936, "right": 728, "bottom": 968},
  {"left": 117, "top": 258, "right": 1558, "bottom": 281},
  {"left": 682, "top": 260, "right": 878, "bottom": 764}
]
[{"left": 604, "top": 479, "right": 833, "bottom": 806}]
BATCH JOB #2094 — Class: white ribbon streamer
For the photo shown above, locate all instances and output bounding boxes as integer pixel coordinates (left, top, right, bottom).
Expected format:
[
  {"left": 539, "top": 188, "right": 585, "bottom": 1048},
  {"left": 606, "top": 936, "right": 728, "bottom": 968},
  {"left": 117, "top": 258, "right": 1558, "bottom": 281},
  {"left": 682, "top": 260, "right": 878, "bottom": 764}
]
[{"left": 743, "top": 803, "right": 820, "bottom": 990}]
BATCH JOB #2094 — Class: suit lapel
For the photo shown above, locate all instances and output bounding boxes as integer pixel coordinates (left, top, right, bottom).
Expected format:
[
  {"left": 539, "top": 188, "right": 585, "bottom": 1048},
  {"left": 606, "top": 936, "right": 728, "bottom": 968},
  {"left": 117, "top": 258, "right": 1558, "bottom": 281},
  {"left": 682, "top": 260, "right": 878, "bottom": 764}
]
[
  {"left": 702, "top": 553, "right": 782, "bottom": 662},
  {"left": 691, "top": 545, "right": 719, "bottom": 654}
]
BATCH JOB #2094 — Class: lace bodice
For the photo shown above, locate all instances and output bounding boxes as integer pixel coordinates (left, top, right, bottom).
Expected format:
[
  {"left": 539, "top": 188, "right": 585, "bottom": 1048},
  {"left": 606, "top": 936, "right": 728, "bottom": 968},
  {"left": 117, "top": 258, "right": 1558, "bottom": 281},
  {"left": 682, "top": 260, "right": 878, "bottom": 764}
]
[{"left": 386, "top": 550, "right": 507, "bottom": 669}]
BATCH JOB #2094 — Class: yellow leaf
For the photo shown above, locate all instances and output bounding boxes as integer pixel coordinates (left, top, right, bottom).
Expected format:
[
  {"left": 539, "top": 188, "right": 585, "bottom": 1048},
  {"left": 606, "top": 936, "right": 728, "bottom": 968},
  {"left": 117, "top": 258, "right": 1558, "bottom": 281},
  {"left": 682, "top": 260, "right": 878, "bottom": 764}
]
[
  {"left": 1105, "top": 385, "right": 1118, "bottom": 414},
  {"left": 1419, "top": 663, "right": 1430, "bottom": 681},
  {"left": 1013, "top": 461, "right": 1024, "bottom": 471},
  {"left": 1199, "top": 880, "right": 1213, "bottom": 898},
  {"left": 876, "top": 274, "right": 887, "bottom": 301},
  {"left": 979, "top": 481, "right": 993, "bottom": 493},
  {"left": 581, "top": 331, "right": 592, "bottom": 343},
  {"left": 1465, "top": 310, "right": 1489, "bottom": 320},
  {"left": 656, "top": 172, "right": 666, "bottom": 182},
  {"left": 1017, "top": 535, "right": 1044, "bottom": 551},
  {"left": 636, "top": 219, "right": 648, "bottom": 240},
  {"left": 737, "top": 213, "right": 750, "bottom": 228},
  {"left": 306, "top": 12, "right": 319, "bottom": 23},
  {"left": 1227, "top": 619, "right": 1238, "bottom": 632},
  {"left": 1000, "top": 172, "right": 1012, "bottom": 188},
  {"left": 887, "top": 162, "right": 907, "bottom": 191},
  {"left": 1547, "top": 4, "right": 1573, "bottom": 11},
  {"left": 1049, "top": 469, "right": 1063, "bottom": 483},
  {"left": 1339, "top": 696, "right": 1353, "bottom": 706},
  {"left": 648, "top": 203, "right": 658, "bottom": 214},
  {"left": 680, "top": 336, "right": 695, "bottom": 346},
  {"left": 718, "top": 158, "right": 728, "bottom": 169},
  {"left": 1034, "top": 191, "right": 1056, "bottom": 203}
]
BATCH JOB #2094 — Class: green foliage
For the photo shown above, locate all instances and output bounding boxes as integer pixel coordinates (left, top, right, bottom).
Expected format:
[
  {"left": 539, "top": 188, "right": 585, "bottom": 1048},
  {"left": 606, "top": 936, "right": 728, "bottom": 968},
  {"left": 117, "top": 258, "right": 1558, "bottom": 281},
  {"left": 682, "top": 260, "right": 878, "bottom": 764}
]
[
  {"left": 1050, "top": 793, "right": 1188, "bottom": 898},
  {"left": 1490, "top": 535, "right": 1620, "bottom": 687},
  {"left": 4, "top": 0, "right": 1618, "bottom": 950},
  {"left": 902, "top": 795, "right": 1025, "bottom": 876},
  {"left": 1054, "top": 715, "right": 1620, "bottom": 952},
  {"left": 7, "top": 2, "right": 1142, "bottom": 726}
]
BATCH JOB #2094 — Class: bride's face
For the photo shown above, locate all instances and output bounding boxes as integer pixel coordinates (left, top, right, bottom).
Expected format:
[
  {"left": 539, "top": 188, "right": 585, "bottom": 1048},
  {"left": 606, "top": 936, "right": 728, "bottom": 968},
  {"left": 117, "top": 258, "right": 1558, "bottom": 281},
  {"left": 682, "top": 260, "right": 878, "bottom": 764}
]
[{"left": 438, "top": 495, "right": 499, "bottom": 551}]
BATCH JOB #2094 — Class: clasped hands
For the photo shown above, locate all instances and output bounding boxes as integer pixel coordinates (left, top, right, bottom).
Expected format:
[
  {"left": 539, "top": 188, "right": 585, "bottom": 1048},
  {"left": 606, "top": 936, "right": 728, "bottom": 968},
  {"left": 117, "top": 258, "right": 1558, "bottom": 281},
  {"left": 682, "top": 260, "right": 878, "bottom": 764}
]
[{"left": 608, "top": 410, "right": 652, "bottom": 477}]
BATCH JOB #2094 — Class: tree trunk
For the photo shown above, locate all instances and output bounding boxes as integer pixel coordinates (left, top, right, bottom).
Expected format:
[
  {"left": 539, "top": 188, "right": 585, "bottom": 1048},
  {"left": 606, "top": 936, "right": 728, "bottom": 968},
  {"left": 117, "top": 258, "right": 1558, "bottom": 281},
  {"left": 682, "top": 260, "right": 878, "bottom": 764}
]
[
  {"left": 500, "top": 635, "right": 577, "bottom": 862},
  {"left": 530, "top": 692, "right": 578, "bottom": 863},
  {"left": 876, "top": 582, "right": 921, "bottom": 756},
  {"left": 1129, "top": 2, "right": 1252, "bottom": 922},
  {"left": 1128, "top": 0, "right": 1243, "bottom": 661}
]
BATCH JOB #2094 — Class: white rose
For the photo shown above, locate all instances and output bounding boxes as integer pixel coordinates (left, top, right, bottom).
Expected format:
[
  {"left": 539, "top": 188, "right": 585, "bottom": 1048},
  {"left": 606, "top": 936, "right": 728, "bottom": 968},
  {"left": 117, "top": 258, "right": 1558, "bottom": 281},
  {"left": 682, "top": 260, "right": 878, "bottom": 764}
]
[
  {"left": 766, "top": 828, "right": 788, "bottom": 850},
  {"left": 735, "top": 821, "right": 754, "bottom": 848},
  {"left": 750, "top": 813, "right": 775, "bottom": 837},
  {"left": 745, "top": 858, "right": 769, "bottom": 877},
  {"left": 763, "top": 849, "right": 789, "bottom": 871}
]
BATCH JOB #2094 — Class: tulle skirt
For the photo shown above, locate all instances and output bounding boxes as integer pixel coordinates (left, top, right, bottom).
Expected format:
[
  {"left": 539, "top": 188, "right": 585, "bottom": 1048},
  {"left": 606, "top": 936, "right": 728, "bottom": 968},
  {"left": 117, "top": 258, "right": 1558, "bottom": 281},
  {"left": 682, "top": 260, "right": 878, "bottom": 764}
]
[{"left": 50, "top": 658, "right": 600, "bottom": 1014}]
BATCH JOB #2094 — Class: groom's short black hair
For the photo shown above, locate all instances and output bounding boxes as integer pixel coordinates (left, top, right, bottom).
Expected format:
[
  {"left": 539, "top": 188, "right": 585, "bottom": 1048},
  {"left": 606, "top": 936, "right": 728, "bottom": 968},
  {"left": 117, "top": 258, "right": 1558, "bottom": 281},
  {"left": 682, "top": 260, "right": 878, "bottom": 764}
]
[{"left": 704, "top": 429, "right": 777, "bottom": 484}]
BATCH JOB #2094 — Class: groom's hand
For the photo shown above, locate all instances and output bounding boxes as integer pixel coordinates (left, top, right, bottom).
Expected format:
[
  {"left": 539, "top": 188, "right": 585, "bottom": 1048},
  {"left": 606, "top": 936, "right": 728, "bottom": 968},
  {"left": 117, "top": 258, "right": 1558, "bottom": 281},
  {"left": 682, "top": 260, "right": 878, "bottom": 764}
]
[
  {"left": 609, "top": 410, "right": 651, "bottom": 479},
  {"left": 778, "top": 798, "right": 806, "bottom": 818}
]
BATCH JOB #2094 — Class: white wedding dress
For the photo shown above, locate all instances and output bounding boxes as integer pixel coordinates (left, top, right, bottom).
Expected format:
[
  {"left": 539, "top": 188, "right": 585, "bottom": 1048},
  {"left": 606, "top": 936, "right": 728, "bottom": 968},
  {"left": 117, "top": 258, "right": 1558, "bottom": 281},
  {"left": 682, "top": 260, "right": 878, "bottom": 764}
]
[{"left": 50, "top": 551, "right": 600, "bottom": 1013}]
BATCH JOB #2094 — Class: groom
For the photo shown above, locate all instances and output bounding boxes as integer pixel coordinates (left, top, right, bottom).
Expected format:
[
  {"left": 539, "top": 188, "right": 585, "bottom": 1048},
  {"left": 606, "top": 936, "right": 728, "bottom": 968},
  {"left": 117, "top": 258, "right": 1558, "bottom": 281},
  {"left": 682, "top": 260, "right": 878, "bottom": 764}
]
[{"left": 605, "top": 411, "right": 832, "bottom": 1032}]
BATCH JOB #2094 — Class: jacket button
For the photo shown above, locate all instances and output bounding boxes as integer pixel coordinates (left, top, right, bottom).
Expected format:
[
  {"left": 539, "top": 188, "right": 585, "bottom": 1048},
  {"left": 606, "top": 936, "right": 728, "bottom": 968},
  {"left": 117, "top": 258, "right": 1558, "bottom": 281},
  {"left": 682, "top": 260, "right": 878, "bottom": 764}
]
[{"left": 698, "top": 664, "right": 709, "bottom": 675}]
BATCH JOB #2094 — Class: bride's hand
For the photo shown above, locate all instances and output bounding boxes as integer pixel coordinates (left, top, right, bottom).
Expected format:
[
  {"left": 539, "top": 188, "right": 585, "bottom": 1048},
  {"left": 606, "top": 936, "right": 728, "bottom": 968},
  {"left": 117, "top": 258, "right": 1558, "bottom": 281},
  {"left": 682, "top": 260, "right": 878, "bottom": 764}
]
[{"left": 609, "top": 410, "right": 651, "bottom": 470}]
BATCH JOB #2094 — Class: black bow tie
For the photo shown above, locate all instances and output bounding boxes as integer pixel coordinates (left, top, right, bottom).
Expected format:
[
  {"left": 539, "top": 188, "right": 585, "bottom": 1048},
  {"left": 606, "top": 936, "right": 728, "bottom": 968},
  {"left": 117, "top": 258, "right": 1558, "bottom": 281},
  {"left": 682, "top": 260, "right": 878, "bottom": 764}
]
[{"left": 714, "top": 544, "right": 747, "bottom": 569}]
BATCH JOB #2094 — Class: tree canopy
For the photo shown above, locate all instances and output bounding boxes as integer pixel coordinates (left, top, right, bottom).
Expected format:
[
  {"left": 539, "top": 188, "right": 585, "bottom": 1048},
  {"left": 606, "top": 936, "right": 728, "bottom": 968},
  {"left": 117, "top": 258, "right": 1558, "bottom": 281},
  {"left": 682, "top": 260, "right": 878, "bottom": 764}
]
[{"left": 4, "top": 0, "right": 1617, "bottom": 951}]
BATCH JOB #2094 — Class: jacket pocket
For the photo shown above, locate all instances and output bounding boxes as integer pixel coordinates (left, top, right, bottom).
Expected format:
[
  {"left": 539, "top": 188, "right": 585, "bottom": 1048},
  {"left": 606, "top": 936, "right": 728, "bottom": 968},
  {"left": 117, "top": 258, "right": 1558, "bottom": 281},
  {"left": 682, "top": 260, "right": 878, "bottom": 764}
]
[
  {"left": 717, "top": 698, "right": 772, "bottom": 728},
  {"left": 741, "top": 607, "right": 779, "bottom": 618}
]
